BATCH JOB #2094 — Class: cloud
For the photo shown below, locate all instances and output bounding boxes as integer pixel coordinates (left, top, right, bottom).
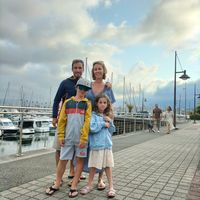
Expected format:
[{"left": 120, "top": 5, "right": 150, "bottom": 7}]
[
  {"left": 112, "top": 62, "right": 169, "bottom": 104},
  {"left": 92, "top": 0, "right": 200, "bottom": 50},
  {"left": 0, "top": 0, "right": 199, "bottom": 108}
]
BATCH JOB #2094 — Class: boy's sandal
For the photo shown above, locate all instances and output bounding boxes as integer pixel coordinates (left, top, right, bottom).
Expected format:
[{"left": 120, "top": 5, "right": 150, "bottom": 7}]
[
  {"left": 45, "top": 185, "right": 59, "bottom": 195},
  {"left": 80, "top": 186, "right": 92, "bottom": 195},
  {"left": 97, "top": 181, "right": 106, "bottom": 190},
  {"left": 107, "top": 189, "right": 116, "bottom": 198},
  {"left": 68, "top": 189, "right": 78, "bottom": 198}
]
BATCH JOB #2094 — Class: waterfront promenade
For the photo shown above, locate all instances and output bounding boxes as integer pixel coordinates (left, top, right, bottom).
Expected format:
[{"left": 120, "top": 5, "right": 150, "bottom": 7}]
[{"left": 0, "top": 121, "right": 199, "bottom": 200}]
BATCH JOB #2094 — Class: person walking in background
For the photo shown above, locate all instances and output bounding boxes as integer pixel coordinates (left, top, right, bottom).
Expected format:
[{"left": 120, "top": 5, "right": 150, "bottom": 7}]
[
  {"left": 46, "top": 78, "right": 92, "bottom": 198},
  {"left": 52, "top": 59, "right": 86, "bottom": 184},
  {"left": 80, "top": 94, "right": 116, "bottom": 198},
  {"left": 84, "top": 61, "right": 116, "bottom": 190},
  {"left": 152, "top": 104, "right": 162, "bottom": 133},
  {"left": 163, "top": 106, "right": 174, "bottom": 134}
]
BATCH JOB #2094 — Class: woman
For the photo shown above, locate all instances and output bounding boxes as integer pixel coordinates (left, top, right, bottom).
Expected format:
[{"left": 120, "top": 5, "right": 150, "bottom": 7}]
[
  {"left": 85, "top": 61, "right": 116, "bottom": 190},
  {"left": 164, "top": 106, "right": 174, "bottom": 134}
]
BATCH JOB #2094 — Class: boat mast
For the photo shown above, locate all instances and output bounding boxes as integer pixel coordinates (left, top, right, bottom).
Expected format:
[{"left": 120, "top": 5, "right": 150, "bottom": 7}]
[{"left": 3, "top": 82, "right": 10, "bottom": 106}]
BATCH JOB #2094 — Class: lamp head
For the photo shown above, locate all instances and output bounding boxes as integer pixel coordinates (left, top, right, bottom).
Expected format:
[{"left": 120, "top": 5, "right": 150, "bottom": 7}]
[{"left": 179, "top": 70, "right": 190, "bottom": 80}]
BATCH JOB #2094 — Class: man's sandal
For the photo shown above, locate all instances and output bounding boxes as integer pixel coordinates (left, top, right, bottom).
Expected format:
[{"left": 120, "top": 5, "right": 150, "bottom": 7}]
[
  {"left": 107, "top": 189, "right": 116, "bottom": 198},
  {"left": 45, "top": 186, "right": 59, "bottom": 195},
  {"left": 68, "top": 189, "right": 78, "bottom": 198},
  {"left": 68, "top": 179, "right": 80, "bottom": 187},
  {"left": 53, "top": 179, "right": 63, "bottom": 186}
]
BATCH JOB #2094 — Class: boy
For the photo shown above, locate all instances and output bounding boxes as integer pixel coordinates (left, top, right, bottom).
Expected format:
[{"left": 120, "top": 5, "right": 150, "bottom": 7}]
[{"left": 46, "top": 78, "right": 92, "bottom": 198}]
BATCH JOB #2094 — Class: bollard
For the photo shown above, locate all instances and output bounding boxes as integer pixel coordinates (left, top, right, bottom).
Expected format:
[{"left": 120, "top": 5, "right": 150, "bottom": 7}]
[
  {"left": 142, "top": 116, "right": 145, "bottom": 131},
  {"left": 44, "top": 132, "right": 47, "bottom": 148},
  {"left": 16, "top": 112, "right": 23, "bottom": 157},
  {"left": 123, "top": 116, "right": 126, "bottom": 134},
  {"left": 134, "top": 117, "right": 136, "bottom": 132}
]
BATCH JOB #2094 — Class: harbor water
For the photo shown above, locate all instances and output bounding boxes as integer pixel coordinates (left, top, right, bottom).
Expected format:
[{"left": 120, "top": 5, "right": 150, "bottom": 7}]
[{"left": 0, "top": 132, "right": 55, "bottom": 157}]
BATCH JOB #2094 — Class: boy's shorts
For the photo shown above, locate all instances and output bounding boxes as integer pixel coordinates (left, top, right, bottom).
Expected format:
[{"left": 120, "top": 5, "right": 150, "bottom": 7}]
[
  {"left": 52, "top": 130, "right": 61, "bottom": 151},
  {"left": 60, "top": 142, "right": 88, "bottom": 161}
]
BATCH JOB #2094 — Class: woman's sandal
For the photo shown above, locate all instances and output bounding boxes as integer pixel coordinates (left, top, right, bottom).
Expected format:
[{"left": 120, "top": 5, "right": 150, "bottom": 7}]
[
  {"left": 97, "top": 181, "right": 106, "bottom": 190},
  {"left": 45, "top": 185, "right": 59, "bottom": 195},
  {"left": 80, "top": 186, "right": 92, "bottom": 195},
  {"left": 107, "top": 189, "right": 116, "bottom": 198},
  {"left": 68, "top": 189, "right": 78, "bottom": 198},
  {"left": 80, "top": 175, "right": 86, "bottom": 180}
]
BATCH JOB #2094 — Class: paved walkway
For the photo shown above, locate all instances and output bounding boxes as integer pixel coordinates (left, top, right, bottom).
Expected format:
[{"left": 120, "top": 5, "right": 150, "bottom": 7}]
[{"left": 0, "top": 122, "right": 200, "bottom": 200}]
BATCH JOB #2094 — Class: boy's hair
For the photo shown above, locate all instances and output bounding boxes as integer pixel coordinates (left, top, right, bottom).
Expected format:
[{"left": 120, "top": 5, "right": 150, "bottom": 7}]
[
  {"left": 92, "top": 61, "right": 107, "bottom": 80},
  {"left": 93, "top": 94, "right": 112, "bottom": 116}
]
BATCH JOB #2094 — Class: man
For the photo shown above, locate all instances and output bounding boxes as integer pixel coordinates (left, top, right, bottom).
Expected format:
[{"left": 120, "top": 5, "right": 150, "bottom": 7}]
[
  {"left": 152, "top": 104, "right": 162, "bottom": 133},
  {"left": 52, "top": 59, "right": 85, "bottom": 181}
]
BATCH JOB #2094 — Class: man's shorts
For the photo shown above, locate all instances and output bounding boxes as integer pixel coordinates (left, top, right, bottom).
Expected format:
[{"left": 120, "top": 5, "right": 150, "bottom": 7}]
[
  {"left": 60, "top": 142, "right": 88, "bottom": 161},
  {"left": 52, "top": 130, "right": 61, "bottom": 151}
]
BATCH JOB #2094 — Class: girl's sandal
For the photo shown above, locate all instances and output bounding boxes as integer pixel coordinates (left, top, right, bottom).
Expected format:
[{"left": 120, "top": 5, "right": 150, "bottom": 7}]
[
  {"left": 80, "top": 186, "right": 92, "bottom": 195},
  {"left": 107, "top": 189, "right": 116, "bottom": 198},
  {"left": 68, "top": 189, "right": 78, "bottom": 198}
]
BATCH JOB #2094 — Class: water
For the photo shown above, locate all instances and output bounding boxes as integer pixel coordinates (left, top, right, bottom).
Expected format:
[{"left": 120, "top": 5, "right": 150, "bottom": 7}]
[{"left": 0, "top": 132, "right": 55, "bottom": 157}]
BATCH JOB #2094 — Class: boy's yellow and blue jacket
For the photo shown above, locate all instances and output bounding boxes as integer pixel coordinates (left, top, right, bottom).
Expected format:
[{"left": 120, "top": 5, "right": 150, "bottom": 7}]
[{"left": 57, "top": 96, "right": 92, "bottom": 144}]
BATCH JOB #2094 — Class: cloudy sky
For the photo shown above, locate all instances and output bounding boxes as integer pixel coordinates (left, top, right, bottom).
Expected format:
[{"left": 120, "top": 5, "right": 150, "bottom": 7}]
[{"left": 0, "top": 0, "right": 200, "bottom": 112}]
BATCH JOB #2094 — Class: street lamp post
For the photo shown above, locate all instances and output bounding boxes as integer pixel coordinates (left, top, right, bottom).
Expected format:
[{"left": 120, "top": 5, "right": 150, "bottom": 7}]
[
  {"left": 173, "top": 51, "right": 190, "bottom": 128},
  {"left": 193, "top": 84, "right": 200, "bottom": 124}
]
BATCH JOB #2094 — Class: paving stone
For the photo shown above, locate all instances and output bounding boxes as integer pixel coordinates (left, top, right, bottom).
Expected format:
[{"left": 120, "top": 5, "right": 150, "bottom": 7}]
[
  {"left": 141, "top": 195, "right": 157, "bottom": 200},
  {"left": 25, "top": 190, "right": 40, "bottom": 197},
  {"left": 34, "top": 193, "right": 49, "bottom": 200},
  {"left": 2, "top": 192, "right": 21, "bottom": 199},
  {"left": 157, "top": 193, "right": 171, "bottom": 200},
  {"left": 15, "top": 188, "right": 30, "bottom": 195},
  {"left": 0, "top": 197, "right": 10, "bottom": 200},
  {"left": 0, "top": 190, "right": 12, "bottom": 196},
  {"left": 128, "top": 192, "right": 143, "bottom": 199},
  {"left": 145, "top": 191, "right": 158, "bottom": 197},
  {"left": 14, "top": 195, "right": 31, "bottom": 200},
  {"left": 116, "top": 190, "right": 130, "bottom": 196}
]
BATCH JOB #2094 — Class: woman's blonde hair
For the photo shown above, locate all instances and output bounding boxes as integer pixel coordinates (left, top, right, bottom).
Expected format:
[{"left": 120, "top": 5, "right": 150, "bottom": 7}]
[{"left": 92, "top": 61, "right": 107, "bottom": 80}]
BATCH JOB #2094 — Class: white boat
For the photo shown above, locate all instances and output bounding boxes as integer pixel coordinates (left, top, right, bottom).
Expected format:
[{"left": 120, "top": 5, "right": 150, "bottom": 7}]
[
  {"left": 22, "top": 117, "right": 50, "bottom": 133},
  {"left": 0, "top": 118, "right": 19, "bottom": 140}
]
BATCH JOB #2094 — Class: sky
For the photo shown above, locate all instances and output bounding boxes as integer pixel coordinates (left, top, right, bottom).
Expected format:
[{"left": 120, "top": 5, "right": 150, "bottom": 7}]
[{"left": 0, "top": 0, "right": 200, "bottom": 113}]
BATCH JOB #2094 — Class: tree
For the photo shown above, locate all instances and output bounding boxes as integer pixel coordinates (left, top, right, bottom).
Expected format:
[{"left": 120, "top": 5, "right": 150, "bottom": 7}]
[{"left": 126, "top": 104, "right": 133, "bottom": 113}]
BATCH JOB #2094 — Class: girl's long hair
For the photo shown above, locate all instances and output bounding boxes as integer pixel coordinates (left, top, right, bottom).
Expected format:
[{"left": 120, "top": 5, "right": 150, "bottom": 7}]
[{"left": 93, "top": 94, "right": 112, "bottom": 116}]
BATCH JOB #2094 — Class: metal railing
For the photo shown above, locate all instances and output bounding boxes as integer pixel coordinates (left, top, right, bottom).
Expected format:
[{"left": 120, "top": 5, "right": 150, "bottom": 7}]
[{"left": 0, "top": 106, "right": 188, "bottom": 157}]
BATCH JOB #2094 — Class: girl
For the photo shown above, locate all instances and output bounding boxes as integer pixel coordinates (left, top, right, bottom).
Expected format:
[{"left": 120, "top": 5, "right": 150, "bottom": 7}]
[
  {"left": 80, "top": 94, "right": 116, "bottom": 198},
  {"left": 164, "top": 106, "right": 174, "bottom": 134}
]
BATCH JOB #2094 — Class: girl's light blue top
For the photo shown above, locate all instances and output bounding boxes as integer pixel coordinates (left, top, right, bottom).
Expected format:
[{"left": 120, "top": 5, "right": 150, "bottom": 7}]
[{"left": 89, "top": 111, "right": 115, "bottom": 150}]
